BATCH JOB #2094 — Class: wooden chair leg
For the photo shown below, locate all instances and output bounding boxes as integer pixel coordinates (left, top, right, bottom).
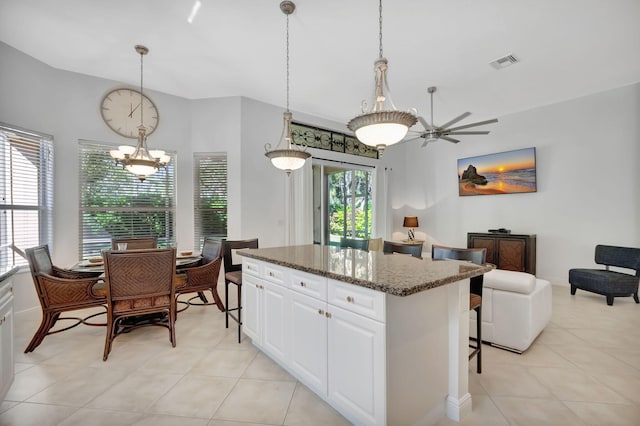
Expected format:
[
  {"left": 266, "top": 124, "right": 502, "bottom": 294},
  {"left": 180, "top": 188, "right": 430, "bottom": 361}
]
[
  {"left": 237, "top": 283, "right": 242, "bottom": 343},
  {"left": 225, "top": 280, "right": 230, "bottom": 328},
  {"left": 209, "top": 287, "right": 225, "bottom": 312},
  {"left": 25, "top": 312, "right": 54, "bottom": 353},
  {"left": 476, "top": 305, "right": 482, "bottom": 374}
]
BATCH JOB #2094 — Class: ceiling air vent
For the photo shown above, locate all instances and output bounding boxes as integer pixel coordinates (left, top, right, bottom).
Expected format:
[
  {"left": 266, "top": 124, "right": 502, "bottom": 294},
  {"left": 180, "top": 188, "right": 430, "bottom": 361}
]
[{"left": 489, "top": 54, "right": 519, "bottom": 70}]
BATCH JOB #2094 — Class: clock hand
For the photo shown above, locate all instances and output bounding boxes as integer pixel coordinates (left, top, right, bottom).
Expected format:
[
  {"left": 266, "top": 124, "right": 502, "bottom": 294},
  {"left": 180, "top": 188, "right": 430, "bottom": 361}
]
[{"left": 128, "top": 102, "right": 141, "bottom": 118}]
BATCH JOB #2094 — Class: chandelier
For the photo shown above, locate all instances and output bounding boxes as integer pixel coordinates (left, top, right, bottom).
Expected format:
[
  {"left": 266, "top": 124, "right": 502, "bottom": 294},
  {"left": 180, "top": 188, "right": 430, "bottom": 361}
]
[
  {"left": 264, "top": 1, "right": 311, "bottom": 175},
  {"left": 347, "top": 0, "right": 416, "bottom": 151},
  {"left": 110, "top": 45, "right": 169, "bottom": 181}
]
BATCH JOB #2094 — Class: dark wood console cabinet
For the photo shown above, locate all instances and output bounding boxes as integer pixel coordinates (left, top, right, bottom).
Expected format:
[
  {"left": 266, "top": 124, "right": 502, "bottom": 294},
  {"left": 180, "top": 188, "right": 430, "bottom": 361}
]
[{"left": 467, "top": 232, "right": 536, "bottom": 274}]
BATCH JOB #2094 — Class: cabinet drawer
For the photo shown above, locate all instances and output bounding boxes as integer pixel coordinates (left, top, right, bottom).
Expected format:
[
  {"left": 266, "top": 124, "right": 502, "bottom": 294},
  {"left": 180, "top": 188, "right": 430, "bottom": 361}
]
[
  {"left": 290, "top": 269, "right": 327, "bottom": 300},
  {"left": 243, "top": 259, "right": 261, "bottom": 277},
  {"left": 328, "top": 279, "right": 385, "bottom": 322},
  {"left": 264, "top": 263, "right": 287, "bottom": 286}
]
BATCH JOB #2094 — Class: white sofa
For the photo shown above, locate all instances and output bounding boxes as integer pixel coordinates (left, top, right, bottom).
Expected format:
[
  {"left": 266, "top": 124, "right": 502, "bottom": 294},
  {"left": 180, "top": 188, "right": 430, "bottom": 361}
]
[{"left": 470, "top": 269, "right": 552, "bottom": 353}]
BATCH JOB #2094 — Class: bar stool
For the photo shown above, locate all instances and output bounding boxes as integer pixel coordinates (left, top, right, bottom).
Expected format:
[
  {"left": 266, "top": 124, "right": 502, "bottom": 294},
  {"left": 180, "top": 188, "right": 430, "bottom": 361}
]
[
  {"left": 431, "top": 245, "right": 487, "bottom": 373},
  {"left": 221, "top": 238, "right": 259, "bottom": 343}
]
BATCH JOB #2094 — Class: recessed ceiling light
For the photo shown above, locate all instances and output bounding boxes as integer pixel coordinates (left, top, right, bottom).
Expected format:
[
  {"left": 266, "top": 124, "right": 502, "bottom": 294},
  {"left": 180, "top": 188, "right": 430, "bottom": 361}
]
[{"left": 489, "top": 54, "right": 520, "bottom": 70}]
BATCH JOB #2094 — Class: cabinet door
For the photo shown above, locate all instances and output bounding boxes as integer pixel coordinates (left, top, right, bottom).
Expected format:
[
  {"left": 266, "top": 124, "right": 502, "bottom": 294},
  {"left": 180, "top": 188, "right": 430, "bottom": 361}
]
[
  {"left": 290, "top": 290, "right": 328, "bottom": 395},
  {"left": 470, "top": 237, "right": 496, "bottom": 264},
  {"left": 497, "top": 239, "right": 526, "bottom": 272},
  {"left": 262, "top": 281, "right": 290, "bottom": 363},
  {"left": 0, "top": 293, "right": 14, "bottom": 402},
  {"left": 327, "top": 304, "right": 386, "bottom": 426},
  {"left": 242, "top": 274, "right": 262, "bottom": 343}
]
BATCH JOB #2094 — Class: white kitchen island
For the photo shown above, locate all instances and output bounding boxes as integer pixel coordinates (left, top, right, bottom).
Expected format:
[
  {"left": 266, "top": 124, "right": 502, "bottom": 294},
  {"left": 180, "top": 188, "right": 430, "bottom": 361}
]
[{"left": 238, "top": 245, "right": 491, "bottom": 426}]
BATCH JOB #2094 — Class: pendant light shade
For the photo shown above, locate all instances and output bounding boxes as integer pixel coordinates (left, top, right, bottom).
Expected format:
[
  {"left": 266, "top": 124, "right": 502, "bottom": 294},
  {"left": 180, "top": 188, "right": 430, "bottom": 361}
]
[
  {"left": 264, "top": 1, "right": 311, "bottom": 175},
  {"left": 347, "top": 1, "right": 416, "bottom": 151}
]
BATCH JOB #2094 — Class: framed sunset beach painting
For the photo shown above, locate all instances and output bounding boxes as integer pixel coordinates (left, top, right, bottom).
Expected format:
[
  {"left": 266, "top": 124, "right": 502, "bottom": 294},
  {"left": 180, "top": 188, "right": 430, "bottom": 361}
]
[{"left": 458, "top": 147, "right": 537, "bottom": 196}]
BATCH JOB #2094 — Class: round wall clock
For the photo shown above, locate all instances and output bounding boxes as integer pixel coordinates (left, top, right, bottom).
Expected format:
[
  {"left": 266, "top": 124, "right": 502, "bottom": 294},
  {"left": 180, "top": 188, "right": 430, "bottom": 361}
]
[{"left": 100, "top": 88, "right": 159, "bottom": 138}]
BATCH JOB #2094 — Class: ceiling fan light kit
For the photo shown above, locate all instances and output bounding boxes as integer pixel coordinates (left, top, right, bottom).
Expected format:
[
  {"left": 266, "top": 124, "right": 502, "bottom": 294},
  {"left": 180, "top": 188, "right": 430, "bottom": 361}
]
[{"left": 347, "top": 0, "right": 416, "bottom": 151}]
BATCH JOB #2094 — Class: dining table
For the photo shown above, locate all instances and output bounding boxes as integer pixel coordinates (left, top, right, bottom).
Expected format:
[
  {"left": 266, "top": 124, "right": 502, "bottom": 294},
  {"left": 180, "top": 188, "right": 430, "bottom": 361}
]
[{"left": 69, "top": 253, "right": 202, "bottom": 273}]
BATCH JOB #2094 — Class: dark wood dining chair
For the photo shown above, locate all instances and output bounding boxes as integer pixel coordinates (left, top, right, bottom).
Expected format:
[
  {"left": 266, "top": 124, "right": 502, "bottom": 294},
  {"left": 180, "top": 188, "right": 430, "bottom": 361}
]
[
  {"left": 111, "top": 237, "right": 157, "bottom": 250},
  {"left": 102, "top": 248, "right": 177, "bottom": 361},
  {"left": 222, "top": 238, "right": 259, "bottom": 343},
  {"left": 340, "top": 237, "right": 370, "bottom": 251},
  {"left": 431, "top": 245, "right": 487, "bottom": 373},
  {"left": 24, "top": 245, "right": 106, "bottom": 353},
  {"left": 175, "top": 238, "right": 224, "bottom": 313},
  {"left": 383, "top": 240, "right": 423, "bottom": 258}
]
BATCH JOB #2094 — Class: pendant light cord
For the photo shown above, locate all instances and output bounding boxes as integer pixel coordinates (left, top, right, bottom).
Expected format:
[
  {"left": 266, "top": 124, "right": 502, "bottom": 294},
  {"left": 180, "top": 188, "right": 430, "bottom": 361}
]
[
  {"left": 378, "top": 0, "right": 383, "bottom": 59},
  {"left": 285, "top": 10, "right": 290, "bottom": 113}
]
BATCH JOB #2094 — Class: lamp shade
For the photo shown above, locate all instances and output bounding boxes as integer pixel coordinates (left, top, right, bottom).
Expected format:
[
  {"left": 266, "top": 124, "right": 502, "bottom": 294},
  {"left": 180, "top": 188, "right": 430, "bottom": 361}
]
[{"left": 403, "top": 216, "right": 419, "bottom": 228}]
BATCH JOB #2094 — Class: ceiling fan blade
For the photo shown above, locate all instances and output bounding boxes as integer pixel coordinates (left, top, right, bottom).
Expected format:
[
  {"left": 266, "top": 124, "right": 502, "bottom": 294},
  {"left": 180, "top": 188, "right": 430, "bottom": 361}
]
[
  {"left": 417, "top": 116, "right": 434, "bottom": 130},
  {"left": 421, "top": 139, "right": 430, "bottom": 148},
  {"left": 446, "top": 131, "right": 490, "bottom": 135},
  {"left": 441, "top": 136, "right": 460, "bottom": 144},
  {"left": 446, "top": 118, "right": 498, "bottom": 132},
  {"left": 439, "top": 112, "right": 471, "bottom": 130}
]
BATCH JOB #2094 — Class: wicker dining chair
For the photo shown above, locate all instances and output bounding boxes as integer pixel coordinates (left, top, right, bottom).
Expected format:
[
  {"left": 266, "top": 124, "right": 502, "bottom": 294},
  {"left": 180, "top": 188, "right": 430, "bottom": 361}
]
[
  {"left": 24, "top": 245, "right": 106, "bottom": 353},
  {"left": 175, "top": 238, "right": 224, "bottom": 313},
  {"left": 102, "top": 248, "right": 177, "bottom": 361},
  {"left": 111, "top": 237, "right": 157, "bottom": 250},
  {"left": 431, "top": 245, "right": 487, "bottom": 373},
  {"left": 222, "top": 238, "right": 259, "bottom": 343},
  {"left": 382, "top": 240, "right": 423, "bottom": 258}
]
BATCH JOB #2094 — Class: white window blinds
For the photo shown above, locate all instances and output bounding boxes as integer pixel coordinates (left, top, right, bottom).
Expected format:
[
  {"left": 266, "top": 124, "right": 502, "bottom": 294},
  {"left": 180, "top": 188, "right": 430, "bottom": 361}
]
[
  {"left": 0, "top": 125, "right": 54, "bottom": 267},
  {"left": 79, "top": 140, "right": 176, "bottom": 258},
  {"left": 194, "top": 152, "right": 227, "bottom": 250}
]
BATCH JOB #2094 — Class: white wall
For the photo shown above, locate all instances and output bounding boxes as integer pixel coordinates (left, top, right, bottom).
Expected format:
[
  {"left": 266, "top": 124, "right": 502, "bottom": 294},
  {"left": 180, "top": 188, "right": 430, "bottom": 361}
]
[{"left": 385, "top": 82, "right": 640, "bottom": 284}]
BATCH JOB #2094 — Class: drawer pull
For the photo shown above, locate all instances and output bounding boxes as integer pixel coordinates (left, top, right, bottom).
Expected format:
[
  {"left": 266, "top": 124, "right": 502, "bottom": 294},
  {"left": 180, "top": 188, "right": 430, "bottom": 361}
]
[
  {"left": 325, "top": 312, "right": 332, "bottom": 318},
  {"left": 318, "top": 309, "right": 324, "bottom": 315},
  {"left": 299, "top": 281, "right": 306, "bottom": 287},
  {"left": 269, "top": 272, "right": 274, "bottom": 277},
  {"left": 346, "top": 296, "right": 354, "bottom": 303}
]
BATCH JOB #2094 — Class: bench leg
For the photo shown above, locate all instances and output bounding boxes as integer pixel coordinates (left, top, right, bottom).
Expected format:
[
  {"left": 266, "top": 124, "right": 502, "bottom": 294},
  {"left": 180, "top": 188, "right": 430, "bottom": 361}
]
[
  {"left": 634, "top": 292, "right": 639, "bottom": 304},
  {"left": 606, "top": 295, "right": 614, "bottom": 306},
  {"left": 570, "top": 284, "right": 577, "bottom": 295}
]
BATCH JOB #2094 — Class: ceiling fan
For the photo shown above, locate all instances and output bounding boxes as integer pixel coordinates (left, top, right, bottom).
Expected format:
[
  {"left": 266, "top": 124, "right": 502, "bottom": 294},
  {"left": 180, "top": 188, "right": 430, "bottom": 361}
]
[{"left": 407, "top": 86, "right": 498, "bottom": 147}]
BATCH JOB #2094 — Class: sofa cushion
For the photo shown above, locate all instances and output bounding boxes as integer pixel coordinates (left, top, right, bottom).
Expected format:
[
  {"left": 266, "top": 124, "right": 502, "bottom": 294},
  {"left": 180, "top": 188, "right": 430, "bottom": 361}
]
[{"left": 484, "top": 269, "right": 536, "bottom": 294}]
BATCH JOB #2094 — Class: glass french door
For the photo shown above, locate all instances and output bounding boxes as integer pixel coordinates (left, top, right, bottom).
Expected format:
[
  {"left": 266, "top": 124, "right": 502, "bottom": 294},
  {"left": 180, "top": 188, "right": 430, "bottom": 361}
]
[{"left": 313, "top": 163, "right": 374, "bottom": 246}]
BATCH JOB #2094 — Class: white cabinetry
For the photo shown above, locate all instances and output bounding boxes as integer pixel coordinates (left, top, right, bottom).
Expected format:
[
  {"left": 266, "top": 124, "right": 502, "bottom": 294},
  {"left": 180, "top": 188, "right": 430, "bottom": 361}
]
[
  {"left": 241, "top": 263, "right": 290, "bottom": 364},
  {"left": 243, "top": 260, "right": 386, "bottom": 426},
  {"left": 0, "top": 276, "right": 15, "bottom": 402}
]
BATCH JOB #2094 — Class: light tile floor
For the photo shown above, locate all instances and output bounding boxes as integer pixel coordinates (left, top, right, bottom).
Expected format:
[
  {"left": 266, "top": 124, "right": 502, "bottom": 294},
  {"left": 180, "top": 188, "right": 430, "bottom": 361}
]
[{"left": 2, "top": 285, "right": 639, "bottom": 425}]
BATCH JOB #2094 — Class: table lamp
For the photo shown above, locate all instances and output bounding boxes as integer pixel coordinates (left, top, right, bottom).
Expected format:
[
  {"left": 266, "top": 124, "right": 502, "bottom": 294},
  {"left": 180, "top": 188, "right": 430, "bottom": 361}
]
[{"left": 403, "top": 216, "right": 419, "bottom": 241}]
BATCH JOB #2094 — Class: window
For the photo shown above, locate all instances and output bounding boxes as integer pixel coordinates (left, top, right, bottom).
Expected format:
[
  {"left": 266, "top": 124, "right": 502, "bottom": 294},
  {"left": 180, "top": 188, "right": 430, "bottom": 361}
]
[
  {"left": 194, "top": 152, "right": 227, "bottom": 249},
  {"left": 313, "top": 162, "right": 374, "bottom": 245},
  {"left": 79, "top": 140, "right": 176, "bottom": 258},
  {"left": 0, "top": 124, "right": 53, "bottom": 267}
]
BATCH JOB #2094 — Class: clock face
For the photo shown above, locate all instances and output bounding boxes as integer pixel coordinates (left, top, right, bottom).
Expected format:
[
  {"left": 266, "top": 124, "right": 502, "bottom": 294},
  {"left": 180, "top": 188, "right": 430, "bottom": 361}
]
[{"left": 100, "top": 88, "right": 159, "bottom": 138}]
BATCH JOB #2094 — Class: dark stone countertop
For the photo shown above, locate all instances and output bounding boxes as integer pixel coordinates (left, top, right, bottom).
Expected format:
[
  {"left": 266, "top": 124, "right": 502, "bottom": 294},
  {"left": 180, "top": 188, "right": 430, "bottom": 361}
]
[{"left": 238, "top": 245, "right": 492, "bottom": 297}]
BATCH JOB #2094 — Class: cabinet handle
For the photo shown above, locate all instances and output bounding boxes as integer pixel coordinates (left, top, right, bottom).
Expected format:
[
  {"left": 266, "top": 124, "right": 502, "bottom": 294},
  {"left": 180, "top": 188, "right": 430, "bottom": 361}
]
[
  {"left": 318, "top": 309, "right": 324, "bottom": 315},
  {"left": 325, "top": 312, "right": 332, "bottom": 318},
  {"left": 269, "top": 272, "right": 274, "bottom": 277},
  {"left": 299, "top": 281, "right": 306, "bottom": 287},
  {"left": 346, "top": 296, "right": 354, "bottom": 303}
]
